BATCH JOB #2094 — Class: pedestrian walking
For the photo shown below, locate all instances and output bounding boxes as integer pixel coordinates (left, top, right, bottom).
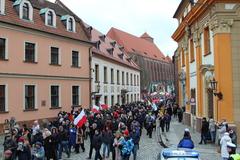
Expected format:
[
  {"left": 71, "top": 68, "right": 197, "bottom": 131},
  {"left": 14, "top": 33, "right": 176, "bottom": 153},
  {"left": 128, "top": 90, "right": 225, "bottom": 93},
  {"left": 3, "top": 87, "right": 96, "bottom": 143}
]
[
  {"left": 75, "top": 127, "right": 85, "bottom": 153},
  {"left": 119, "top": 130, "right": 134, "bottom": 160},
  {"left": 199, "top": 117, "right": 209, "bottom": 144},
  {"left": 220, "top": 132, "right": 232, "bottom": 160},
  {"left": 92, "top": 129, "right": 103, "bottom": 160},
  {"left": 209, "top": 118, "right": 216, "bottom": 143}
]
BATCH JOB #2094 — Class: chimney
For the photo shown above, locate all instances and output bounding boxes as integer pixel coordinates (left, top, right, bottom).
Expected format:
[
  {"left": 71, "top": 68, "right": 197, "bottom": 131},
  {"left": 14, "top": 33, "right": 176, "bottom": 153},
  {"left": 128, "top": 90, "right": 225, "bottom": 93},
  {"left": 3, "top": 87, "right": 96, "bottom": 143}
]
[{"left": 140, "top": 32, "right": 154, "bottom": 43}]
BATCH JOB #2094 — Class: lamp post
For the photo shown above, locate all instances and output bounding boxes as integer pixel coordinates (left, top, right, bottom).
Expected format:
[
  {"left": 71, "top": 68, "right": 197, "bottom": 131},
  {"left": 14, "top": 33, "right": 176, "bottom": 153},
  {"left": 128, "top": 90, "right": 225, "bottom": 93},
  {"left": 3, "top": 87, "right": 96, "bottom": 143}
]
[
  {"left": 209, "top": 78, "right": 223, "bottom": 122},
  {"left": 210, "top": 78, "right": 223, "bottom": 100}
]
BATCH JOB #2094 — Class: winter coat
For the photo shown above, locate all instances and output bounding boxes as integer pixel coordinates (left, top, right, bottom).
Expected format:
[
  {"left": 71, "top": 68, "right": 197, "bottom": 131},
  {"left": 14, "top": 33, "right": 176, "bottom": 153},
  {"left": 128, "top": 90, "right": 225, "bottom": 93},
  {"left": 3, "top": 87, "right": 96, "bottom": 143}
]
[
  {"left": 201, "top": 121, "right": 209, "bottom": 134},
  {"left": 58, "top": 130, "right": 69, "bottom": 142},
  {"left": 69, "top": 128, "right": 77, "bottom": 146},
  {"left": 177, "top": 137, "right": 194, "bottom": 149},
  {"left": 130, "top": 130, "right": 140, "bottom": 145},
  {"left": 32, "top": 146, "right": 45, "bottom": 160},
  {"left": 119, "top": 137, "right": 134, "bottom": 156},
  {"left": 220, "top": 134, "right": 232, "bottom": 158},
  {"left": 44, "top": 136, "right": 56, "bottom": 159},
  {"left": 102, "top": 130, "right": 113, "bottom": 144},
  {"left": 209, "top": 119, "right": 216, "bottom": 132},
  {"left": 218, "top": 125, "right": 227, "bottom": 139},
  {"left": 76, "top": 128, "right": 84, "bottom": 144},
  {"left": 92, "top": 133, "right": 102, "bottom": 149},
  {"left": 16, "top": 145, "right": 31, "bottom": 160}
]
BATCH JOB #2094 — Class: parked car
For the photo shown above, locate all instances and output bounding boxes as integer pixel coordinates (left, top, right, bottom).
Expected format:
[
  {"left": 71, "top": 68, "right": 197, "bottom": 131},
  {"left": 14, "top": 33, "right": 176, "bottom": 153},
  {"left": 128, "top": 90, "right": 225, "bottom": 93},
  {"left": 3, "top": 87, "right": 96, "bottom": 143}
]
[{"left": 158, "top": 148, "right": 200, "bottom": 160}]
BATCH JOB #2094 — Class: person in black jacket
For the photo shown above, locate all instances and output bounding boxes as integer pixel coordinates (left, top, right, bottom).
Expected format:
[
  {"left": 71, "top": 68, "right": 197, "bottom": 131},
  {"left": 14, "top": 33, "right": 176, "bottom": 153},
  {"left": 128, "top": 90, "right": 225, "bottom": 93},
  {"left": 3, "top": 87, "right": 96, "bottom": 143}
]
[
  {"left": 87, "top": 122, "right": 97, "bottom": 159},
  {"left": 92, "top": 129, "right": 102, "bottom": 160},
  {"left": 15, "top": 137, "right": 31, "bottom": 160},
  {"left": 44, "top": 131, "right": 57, "bottom": 160},
  {"left": 58, "top": 125, "right": 70, "bottom": 159},
  {"left": 199, "top": 117, "right": 209, "bottom": 144}
]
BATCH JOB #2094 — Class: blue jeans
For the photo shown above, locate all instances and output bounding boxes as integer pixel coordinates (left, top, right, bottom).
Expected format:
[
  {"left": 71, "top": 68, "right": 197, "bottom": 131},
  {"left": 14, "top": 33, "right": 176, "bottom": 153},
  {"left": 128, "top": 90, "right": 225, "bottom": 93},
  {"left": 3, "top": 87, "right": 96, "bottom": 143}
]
[
  {"left": 58, "top": 141, "right": 70, "bottom": 159},
  {"left": 132, "top": 144, "right": 138, "bottom": 160},
  {"left": 102, "top": 143, "right": 110, "bottom": 157},
  {"left": 210, "top": 131, "right": 216, "bottom": 143}
]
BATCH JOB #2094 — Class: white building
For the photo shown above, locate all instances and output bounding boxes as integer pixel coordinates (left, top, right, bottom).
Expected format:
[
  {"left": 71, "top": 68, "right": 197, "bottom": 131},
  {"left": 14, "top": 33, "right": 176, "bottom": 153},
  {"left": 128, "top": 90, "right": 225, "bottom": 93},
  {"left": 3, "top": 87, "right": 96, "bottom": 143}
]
[{"left": 86, "top": 25, "right": 140, "bottom": 106}]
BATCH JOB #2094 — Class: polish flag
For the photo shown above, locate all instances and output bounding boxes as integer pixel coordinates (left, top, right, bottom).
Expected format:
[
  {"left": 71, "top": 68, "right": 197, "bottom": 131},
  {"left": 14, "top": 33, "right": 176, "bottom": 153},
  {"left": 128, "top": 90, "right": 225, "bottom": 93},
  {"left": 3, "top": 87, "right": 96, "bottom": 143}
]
[
  {"left": 74, "top": 110, "right": 87, "bottom": 128},
  {"left": 100, "top": 102, "right": 109, "bottom": 110},
  {"left": 92, "top": 105, "right": 100, "bottom": 113}
]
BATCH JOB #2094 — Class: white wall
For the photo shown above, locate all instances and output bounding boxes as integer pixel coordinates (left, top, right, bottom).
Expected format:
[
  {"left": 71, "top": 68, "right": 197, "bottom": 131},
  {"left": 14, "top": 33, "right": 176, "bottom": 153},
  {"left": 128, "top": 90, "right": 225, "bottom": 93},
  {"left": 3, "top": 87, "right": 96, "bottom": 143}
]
[
  {"left": 91, "top": 56, "right": 141, "bottom": 106},
  {"left": 201, "top": 30, "right": 214, "bottom": 66}
]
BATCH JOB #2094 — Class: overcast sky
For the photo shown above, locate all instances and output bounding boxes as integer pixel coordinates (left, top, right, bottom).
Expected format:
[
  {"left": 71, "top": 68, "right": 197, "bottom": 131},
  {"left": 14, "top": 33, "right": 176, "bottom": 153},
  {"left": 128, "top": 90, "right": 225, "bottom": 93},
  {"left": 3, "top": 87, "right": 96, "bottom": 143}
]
[{"left": 50, "top": 0, "right": 180, "bottom": 56}]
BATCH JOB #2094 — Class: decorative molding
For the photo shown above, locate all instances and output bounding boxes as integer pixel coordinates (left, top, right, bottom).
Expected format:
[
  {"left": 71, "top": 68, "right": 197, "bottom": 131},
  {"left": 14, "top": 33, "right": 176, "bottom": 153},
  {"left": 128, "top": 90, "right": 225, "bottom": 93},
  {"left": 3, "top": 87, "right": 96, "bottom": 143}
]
[
  {"left": 210, "top": 18, "right": 234, "bottom": 35},
  {"left": 200, "top": 64, "right": 214, "bottom": 74},
  {"left": 193, "top": 30, "right": 201, "bottom": 47}
]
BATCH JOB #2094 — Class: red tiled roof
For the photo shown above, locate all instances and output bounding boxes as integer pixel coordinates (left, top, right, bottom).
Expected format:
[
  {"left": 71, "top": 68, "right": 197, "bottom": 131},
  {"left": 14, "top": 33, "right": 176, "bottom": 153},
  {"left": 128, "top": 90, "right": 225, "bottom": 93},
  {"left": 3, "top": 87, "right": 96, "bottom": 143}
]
[
  {"left": 140, "top": 32, "right": 152, "bottom": 39},
  {"left": 84, "top": 24, "right": 139, "bottom": 70},
  {"left": 107, "top": 27, "right": 167, "bottom": 62},
  {"left": 0, "top": 0, "right": 91, "bottom": 43}
]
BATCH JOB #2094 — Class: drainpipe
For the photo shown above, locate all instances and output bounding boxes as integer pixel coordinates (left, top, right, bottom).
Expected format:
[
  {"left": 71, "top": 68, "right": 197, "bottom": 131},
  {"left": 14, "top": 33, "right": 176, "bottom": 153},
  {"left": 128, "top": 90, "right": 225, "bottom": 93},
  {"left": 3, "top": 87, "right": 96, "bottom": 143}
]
[{"left": 89, "top": 47, "right": 93, "bottom": 108}]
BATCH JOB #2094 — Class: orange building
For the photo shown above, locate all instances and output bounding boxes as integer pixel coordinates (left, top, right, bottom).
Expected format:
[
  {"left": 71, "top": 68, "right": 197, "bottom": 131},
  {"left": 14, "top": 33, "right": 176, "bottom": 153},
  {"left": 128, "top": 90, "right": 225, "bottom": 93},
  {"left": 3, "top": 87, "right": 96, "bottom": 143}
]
[
  {"left": 172, "top": 0, "right": 240, "bottom": 142},
  {"left": 0, "top": 0, "right": 92, "bottom": 131}
]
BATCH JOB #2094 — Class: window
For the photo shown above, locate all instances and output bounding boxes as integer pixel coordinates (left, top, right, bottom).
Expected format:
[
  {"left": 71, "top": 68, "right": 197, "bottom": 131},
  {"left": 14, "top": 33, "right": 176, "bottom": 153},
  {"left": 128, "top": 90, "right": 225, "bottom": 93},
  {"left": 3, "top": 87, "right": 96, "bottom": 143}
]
[
  {"left": 134, "top": 94, "right": 136, "bottom": 102},
  {"left": 181, "top": 48, "right": 185, "bottom": 67},
  {"left": 127, "top": 94, "right": 129, "bottom": 103},
  {"left": 25, "top": 85, "right": 35, "bottom": 110},
  {"left": 122, "top": 71, "right": 125, "bottom": 85},
  {"left": 111, "top": 68, "right": 114, "bottom": 84},
  {"left": 25, "top": 42, "right": 36, "bottom": 63},
  {"left": 204, "top": 27, "right": 210, "bottom": 55},
  {"left": 72, "top": 51, "right": 79, "bottom": 67},
  {"left": 126, "top": 73, "right": 129, "bottom": 85},
  {"left": 22, "top": 3, "right": 29, "bottom": 20},
  {"left": 47, "top": 11, "right": 53, "bottom": 26},
  {"left": 104, "top": 67, "right": 108, "bottom": 83},
  {"left": 50, "top": 47, "right": 59, "bottom": 65},
  {"left": 117, "top": 95, "right": 120, "bottom": 104},
  {"left": 0, "top": 0, "right": 5, "bottom": 14},
  {"left": 134, "top": 75, "right": 136, "bottom": 86},
  {"left": 137, "top": 75, "right": 139, "bottom": 86},
  {"left": 104, "top": 96, "right": 108, "bottom": 105},
  {"left": 131, "top": 94, "right": 133, "bottom": 102},
  {"left": 190, "top": 39, "right": 195, "bottom": 62},
  {"left": 130, "top": 73, "right": 133, "bottom": 85},
  {"left": 68, "top": 18, "right": 73, "bottom": 31},
  {"left": 95, "top": 64, "right": 99, "bottom": 82},
  {"left": 111, "top": 95, "right": 114, "bottom": 106},
  {"left": 51, "top": 86, "right": 59, "bottom": 108},
  {"left": 72, "top": 86, "right": 79, "bottom": 106},
  {"left": 0, "top": 85, "right": 6, "bottom": 112},
  {"left": 117, "top": 70, "right": 120, "bottom": 85},
  {"left": 0, "top": 38, "right": 6, "bottom": 60}
]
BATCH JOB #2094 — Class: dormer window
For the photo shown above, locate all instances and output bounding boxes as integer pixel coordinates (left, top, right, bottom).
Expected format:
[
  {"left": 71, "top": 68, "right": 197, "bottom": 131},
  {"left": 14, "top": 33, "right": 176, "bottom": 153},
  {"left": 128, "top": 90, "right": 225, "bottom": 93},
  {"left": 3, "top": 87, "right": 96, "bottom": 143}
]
[
  {"left": 94, "top": 40, "right": 101, "bottom": 50},
  {"left": 99, "top": 35, "right": 106, "bottom": 42},
  {"left": 110, "top": 41, "right": 116, "bottom": 47},
  {"left": 61, "top": 15, "right": 76, "bottom": 32},
  {"left": 40, "top": 8, "right": 56, "bottom": 27},
  {"left": 47, "top": 11, "right": 53, "bottom": 26},
  {"left": 118, "top": 53, "right": 124, "bottom": 59},
  {"left": 22, "top": 3, "right": 29, "bottom": 20},
  {"left": 13, "top": 0, "right": 33, "bottom": 21},
  {"left": 107, "top": 48, "right": 114, "bottom": 55},
  {"left": 0, "top": 0, "right": 5, "bottom": 15}
]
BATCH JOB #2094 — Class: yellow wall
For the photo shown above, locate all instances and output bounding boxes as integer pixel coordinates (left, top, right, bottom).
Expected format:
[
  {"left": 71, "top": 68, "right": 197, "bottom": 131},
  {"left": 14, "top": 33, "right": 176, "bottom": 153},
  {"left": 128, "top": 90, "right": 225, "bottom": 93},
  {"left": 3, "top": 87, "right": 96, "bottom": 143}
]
[
  {"left": 213, "top": 33, "right": 234, "bottom": 122},
  {"left": 196, "top": 45, "right": 203, "bottom": 117}
]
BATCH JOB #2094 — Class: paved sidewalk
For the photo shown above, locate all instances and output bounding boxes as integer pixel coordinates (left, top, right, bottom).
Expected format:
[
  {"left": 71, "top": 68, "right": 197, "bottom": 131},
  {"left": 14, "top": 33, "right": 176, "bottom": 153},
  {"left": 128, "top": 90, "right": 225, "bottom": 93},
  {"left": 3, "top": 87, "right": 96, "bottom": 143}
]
[{"left": 162, "top": 120, "right": 221, "bottom": 160}]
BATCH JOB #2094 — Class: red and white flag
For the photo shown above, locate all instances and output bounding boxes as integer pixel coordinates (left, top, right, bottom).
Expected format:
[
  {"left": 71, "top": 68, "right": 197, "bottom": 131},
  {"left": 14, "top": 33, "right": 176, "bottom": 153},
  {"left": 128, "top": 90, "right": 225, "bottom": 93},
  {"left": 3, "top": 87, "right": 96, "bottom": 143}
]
[
  {"left": 74, "top": 109, "right": 87, "bottom": 128},
  {"left": 92, "top": 105, "right": 100, "bottom": 113}
]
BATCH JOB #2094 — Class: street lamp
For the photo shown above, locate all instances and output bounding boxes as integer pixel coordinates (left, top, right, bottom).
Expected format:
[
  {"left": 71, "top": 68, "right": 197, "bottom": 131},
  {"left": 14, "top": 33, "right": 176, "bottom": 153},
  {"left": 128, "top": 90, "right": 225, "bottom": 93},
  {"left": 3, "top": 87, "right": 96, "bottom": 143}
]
[{"left": 210, "top": 78, "right": 223, "bottom": 100}]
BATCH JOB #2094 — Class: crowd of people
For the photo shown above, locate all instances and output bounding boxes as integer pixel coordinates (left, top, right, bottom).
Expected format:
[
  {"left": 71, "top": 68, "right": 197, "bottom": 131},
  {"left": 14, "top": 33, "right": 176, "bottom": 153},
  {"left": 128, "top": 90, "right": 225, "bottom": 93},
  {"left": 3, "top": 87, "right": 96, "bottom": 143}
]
[{"left": 1, "top": 100, "right": 175, "bottom": 160}]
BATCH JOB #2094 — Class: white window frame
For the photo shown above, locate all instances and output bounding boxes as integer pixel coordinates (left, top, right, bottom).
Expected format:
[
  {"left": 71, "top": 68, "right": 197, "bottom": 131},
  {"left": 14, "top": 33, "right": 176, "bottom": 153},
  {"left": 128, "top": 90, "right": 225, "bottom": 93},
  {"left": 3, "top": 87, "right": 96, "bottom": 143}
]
[
  {"left": 49, "top": 46, "right": 61, "bottom": 65},
  {"left": 23, "top": 84, "right": 37, "bottom": 110},
  {"left": 0, "top": 84, "right": 8, "bottom": 112},
  {"left": 49, "top": 84, "right": 61, "bottom": 108},
  {"left": 0, "top": 37, "right": 8, "bottom": 60},
  {"left": 0, "top": 0, "right": 5, "bottom": 15},
  {"left": 71, "top": 85, "right": 81, "bottom": 106},
  {"left": 45, "top": 9, "right": 56, "bottom": 27},
  {"left": 24, "top": 41, "right": 38, "bottom": 62},
  {"left": 66, "top": 16, "right": 76, "bottom": 32},
  {"left": 19, "top": 0, "right": 33, "bottom": 21}
]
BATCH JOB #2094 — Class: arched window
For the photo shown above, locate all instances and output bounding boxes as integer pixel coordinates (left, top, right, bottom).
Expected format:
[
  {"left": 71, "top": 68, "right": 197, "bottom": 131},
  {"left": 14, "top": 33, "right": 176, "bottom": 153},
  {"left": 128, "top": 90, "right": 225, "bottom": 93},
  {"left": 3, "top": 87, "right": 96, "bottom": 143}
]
[
  {"left": 68, "top": 18, "right": 73, "bottom": 32},
  {"left": 22, "top": 2, "right": 29, "bottom": 20},
  {"left": 47, "top": 11, "right": 53, "bottom": 26}
]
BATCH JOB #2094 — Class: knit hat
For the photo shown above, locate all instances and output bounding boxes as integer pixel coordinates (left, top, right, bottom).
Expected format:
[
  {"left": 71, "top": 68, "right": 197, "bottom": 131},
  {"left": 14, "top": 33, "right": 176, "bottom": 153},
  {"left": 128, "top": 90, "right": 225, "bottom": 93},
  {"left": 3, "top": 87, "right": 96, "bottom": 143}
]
[
  {"left": 123, "top": 130, "right": 129, "bottom": 136},
  {"left": 184, "top": 128, "right": 190, "bottom": 132}
]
